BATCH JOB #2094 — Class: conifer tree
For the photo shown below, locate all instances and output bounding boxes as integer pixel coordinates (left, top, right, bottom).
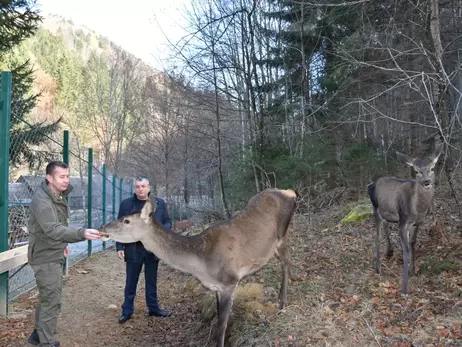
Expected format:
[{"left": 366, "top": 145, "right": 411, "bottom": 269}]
[{"left": 1, "top": 0, "right": 61, "bottom": 168}]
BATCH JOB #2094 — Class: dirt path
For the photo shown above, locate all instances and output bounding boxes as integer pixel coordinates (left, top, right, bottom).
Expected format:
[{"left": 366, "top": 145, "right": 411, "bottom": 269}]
[
  {"left": 3, "top": 250, "right": 217, "bottom": 347},
  {"left": 1, "top": 196, "right": 461, "bottom": 347}
]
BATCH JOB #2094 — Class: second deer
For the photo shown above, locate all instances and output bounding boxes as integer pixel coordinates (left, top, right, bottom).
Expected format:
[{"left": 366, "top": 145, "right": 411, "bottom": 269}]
[{"left": 367, "top": 141, "right": 443, "bottom": 294}]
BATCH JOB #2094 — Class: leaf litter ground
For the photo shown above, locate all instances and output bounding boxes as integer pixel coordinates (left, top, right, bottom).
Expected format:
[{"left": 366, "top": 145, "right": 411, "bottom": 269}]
[{"left": 1, "top": 189, "right": 461, "bottom": 347}]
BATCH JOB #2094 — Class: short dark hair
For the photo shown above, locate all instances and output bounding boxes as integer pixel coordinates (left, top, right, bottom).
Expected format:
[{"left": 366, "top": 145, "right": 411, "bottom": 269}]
[
  {"left": 46, "top": 161, "right": 69, "bottom": 176},
  {"left": 135, "top": 176, "right": 150, "bottom": 184}
]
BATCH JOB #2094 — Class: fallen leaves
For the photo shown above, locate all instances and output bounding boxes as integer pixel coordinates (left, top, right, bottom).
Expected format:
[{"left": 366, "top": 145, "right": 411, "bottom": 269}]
[{"left": 0, "top": 319, "right": 28, "bottom": 345}]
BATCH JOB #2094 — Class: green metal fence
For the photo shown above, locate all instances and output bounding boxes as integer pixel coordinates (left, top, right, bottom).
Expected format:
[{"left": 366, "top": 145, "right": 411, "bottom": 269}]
[{"left": 0, "top": 71, "right": 134, "bottom": 315}]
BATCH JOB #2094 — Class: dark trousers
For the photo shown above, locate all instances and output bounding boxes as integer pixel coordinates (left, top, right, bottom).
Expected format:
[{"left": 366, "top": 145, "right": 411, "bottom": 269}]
[
  {"left": 121, "top": 250, "right": 160, "bottom": 316},
  {"left": 30, "top": 260, "right": 64, "bottom": 347}
]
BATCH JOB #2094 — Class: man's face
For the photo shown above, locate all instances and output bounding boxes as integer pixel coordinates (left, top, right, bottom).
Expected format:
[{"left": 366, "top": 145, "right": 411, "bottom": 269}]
[
  {"left": 134, "top": 179, "right": 150, "bottom": 200},
  {"left": 46, "top": 167, "right": 70, "bottom": 194}
]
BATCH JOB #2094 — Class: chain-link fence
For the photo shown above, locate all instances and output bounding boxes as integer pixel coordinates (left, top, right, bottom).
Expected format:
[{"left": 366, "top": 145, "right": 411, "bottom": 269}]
[{"left": 1, "top": 71, "right": 133, "bottom": 308}]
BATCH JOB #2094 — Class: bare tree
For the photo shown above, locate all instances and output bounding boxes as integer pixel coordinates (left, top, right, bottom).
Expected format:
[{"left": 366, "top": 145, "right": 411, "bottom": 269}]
[{"left": 79, "top": 47, "right": 144, "bottom": 174}]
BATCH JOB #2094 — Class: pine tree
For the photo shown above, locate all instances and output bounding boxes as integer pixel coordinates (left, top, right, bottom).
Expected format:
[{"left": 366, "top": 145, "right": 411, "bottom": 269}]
[{"left": 0, "top": 0, "right": 61, "bottom": 168}]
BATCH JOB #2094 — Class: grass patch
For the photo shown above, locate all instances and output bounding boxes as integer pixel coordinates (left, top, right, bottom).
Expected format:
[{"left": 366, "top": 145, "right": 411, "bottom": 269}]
[{"left": 419, "top": 256, "right": 459, "bottom": 275}]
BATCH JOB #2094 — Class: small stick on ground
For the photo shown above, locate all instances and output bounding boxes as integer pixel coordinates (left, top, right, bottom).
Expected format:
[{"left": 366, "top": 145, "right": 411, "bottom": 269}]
[
  {"left": 382, "top": 263, "right": 399, "bottom": 279},
  {"left": 365, "top": 318, "right": 382, "bottom": 347}
]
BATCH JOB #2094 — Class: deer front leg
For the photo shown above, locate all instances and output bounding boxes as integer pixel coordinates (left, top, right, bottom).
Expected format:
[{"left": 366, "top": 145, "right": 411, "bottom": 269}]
[
  {"left": 409, "top": 225, "right": 419, "bottom": 277},
  {"left": 399, "top": 222, "right": 412, "bottom": 294},
  {"left": 374, "top": 209, "right": 384, "bottom": 274},
  {"left": 276, "top": 242, "right": 291, "bottom": 309},
  {"left": 215, "top": 286, "right": 236, "bottom": 347}
]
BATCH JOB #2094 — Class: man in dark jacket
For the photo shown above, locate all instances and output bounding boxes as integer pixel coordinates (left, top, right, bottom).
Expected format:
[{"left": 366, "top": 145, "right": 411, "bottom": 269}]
[
  {"left": 116, "top": 176, "right": 172, "bottom": 323},
  {"left": 27, "top": 161, "right": 101, "bottom": 347}
]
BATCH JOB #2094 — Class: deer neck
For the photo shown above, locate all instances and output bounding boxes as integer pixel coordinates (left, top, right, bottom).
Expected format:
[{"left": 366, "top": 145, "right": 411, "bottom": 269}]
[
  {"left": 139, "top": 223, "right": 205, "bottom": 274},
  {"left": 412, "top": 182, "right": 435, "bottom": 213}
]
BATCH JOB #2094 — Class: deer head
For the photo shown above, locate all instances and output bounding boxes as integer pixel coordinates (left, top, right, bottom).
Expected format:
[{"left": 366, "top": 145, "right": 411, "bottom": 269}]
[
  {"left": 396, "top": 141, "right": 443, "bottom": 190},
  {"left": 99, "top": 197, "right": 155, "bottom": 243}
]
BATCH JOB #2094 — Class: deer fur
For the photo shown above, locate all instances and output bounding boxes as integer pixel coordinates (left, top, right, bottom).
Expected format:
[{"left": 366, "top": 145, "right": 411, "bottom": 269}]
[
  {"left": 99, "top": 188, "right": 298, "bottom": 347},
  {"left": 367, "top": 141, "right": 443, "bottom": 294}
]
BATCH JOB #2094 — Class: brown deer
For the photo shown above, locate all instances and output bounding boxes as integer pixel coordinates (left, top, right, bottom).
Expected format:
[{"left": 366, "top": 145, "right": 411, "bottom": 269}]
[
  {"left": 99, "top": 188, "right": 298, "bottom": 347},
  {"left": 367, "top": 141, "right": 443, "bottom": 294}
]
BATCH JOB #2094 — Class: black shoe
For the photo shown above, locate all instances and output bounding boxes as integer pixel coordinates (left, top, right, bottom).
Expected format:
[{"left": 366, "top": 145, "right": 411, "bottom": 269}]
[
  {"left": 118, "top": 314, "right": 132, "bottom": 324},
  {"left": 28, "top": 329, "right": 39, "bottom": 345},
  {"left": 148, "top": 308, "right": 171, "bottom": 317},
  {"left": 51, "top": 342, "right": 60, "bottom": 347}
]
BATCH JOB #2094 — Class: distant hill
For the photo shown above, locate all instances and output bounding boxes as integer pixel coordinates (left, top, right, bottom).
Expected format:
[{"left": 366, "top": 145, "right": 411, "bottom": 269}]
[
  {"left": 4, "top": 13, "right": 161, "bottom": 148},
  {"left": 1, "top": 13, "right": 173, "bottom": 180},
  {"left": 38, "top": 14, "right": 157, "bottom": 72}
]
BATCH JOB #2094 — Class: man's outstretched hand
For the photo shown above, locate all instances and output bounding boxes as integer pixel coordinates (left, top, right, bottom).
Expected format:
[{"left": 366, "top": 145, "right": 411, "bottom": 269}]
[{"left": 84, "top": 229, "right": 102, "bottom": 240}]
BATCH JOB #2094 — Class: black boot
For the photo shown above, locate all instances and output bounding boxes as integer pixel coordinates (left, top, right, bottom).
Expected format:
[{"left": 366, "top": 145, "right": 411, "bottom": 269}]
[
  {"left": 119, "top": 314, "right": 132, "bottom": 324},
  {"left": 28, "top": 329, "right": 40, "bottom": 345},
  {"left": 148, "top": 308, "right": 171, "bottom": 317}
]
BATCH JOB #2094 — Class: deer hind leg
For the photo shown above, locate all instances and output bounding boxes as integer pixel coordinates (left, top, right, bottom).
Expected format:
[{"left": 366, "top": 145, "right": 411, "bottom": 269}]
[
  {"left": 409, "top": 225, "right": 419, "bottom": 277},
  {"left": 374, "top": 208, "right": 385, "bottom": 274},
  {"left": 384, "top": 223, "right": 394, "bottom": 258},
  {"left": 275, "top": 241, "right": 291, "bottom": 309},
  {"left": 215, "top": 285, "right": 236, "bottom": 347}
]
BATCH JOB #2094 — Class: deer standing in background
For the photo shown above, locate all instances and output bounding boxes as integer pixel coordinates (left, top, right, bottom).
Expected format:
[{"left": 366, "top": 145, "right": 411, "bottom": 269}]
[
  {"left": 99, "top": 188, "right": 298, "bottom": 347},
  {"left": 367, "top": 141, "right": 443, "bottom": 294}
]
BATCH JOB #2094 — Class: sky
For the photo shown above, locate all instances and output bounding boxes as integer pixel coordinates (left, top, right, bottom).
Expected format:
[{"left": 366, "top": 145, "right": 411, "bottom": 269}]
[{"left": 38, "top": 0, "right": 191, "bottom": 70}]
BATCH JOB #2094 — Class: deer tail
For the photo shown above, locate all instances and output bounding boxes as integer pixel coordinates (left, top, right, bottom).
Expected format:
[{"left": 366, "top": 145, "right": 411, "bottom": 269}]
[{"left": 367, "top": 181, "right": 379, "bottom": 209}]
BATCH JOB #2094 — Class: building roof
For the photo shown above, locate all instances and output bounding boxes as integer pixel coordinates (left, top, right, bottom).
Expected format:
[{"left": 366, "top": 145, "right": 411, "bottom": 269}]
[{"left": 15, "top": 174, "right": 130, "bottom": 200}]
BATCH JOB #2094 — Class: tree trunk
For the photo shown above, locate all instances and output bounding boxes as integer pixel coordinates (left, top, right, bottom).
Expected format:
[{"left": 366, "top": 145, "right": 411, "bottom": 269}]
[{"left": 429, "top": 0, "right": 460, "bottom": 214}]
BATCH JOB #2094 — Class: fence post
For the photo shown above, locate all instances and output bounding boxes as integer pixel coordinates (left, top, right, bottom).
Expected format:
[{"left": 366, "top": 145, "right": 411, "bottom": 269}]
[
  {"left": 87, "top": 148, "right": 93, "bottom": 257},
  {"left": 0, "top": 72, "right": 12, "bottom": 317},
  {"left": 112, "top": 174, "right": 116, "bottom": 221},
  {"left": 102, "top": 164, "right": 107, "bottom": 251},
  {"left": 173, "top": 203, "right": 176, "bottom": 230},
  {"left": 62, "top": 130, "right": 69, "bottom": 276},
  {"left": 119, "top": 179, "right": 123, "bottom": 207},
  {"left": 63, "top": 130, "right": 69, "bottom": 164}
]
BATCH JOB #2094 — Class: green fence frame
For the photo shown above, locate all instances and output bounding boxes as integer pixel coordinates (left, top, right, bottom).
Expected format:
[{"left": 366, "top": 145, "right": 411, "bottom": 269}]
[
  {"left": 0, "top": 72, "right": 12, "bottom": 316},
  {"left": 0, "top": 70, "right": 133, "bottom": 317},
  {"left": 102, "top": 164, "right": 107, "bottom": 251},
  {"left": 63, "top": 130, "right": 70, "bottom": 276}
]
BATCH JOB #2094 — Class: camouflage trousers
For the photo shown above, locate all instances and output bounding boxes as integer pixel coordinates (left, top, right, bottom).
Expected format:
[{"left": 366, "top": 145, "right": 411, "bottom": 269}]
[{"left": 30, "top": 260, "right": 64, "bottom": 347}]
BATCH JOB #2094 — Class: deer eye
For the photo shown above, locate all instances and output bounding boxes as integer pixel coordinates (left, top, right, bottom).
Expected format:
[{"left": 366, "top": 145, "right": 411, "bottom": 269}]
[{"left": 124, "top": 219, "right": 130, "bottom": 224}]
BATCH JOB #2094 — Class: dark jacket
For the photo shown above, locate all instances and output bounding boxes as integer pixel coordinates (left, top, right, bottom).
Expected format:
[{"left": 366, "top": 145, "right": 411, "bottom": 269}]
[
  {"left": 115, "top": 194, "right": 171, "bottom": 261},
  {"left": 28, "top": 181, "right": 86, "bottom": 265}
]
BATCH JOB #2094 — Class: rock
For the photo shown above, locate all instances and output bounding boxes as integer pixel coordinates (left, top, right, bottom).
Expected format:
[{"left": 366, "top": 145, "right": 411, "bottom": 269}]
[
  {"left": 107, "top": 304, "right": 118, "bottom": 310},
  {"left": 341, "top": 204, "right": 373, "bottom": 223},
  {"left": 184, "top": 277, "right": 206, "bottom": 295},
  {"left": 199, "top": 282, "right": 274, "bottom": 322},
  {"left": 234, "top": 282, "right": 263, "bottom": 305},
  {"left": 200, "top": 292, "right": 217, "bottom": 321}
]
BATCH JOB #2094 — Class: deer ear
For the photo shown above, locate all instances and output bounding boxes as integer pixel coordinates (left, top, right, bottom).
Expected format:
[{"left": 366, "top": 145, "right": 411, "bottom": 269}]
[
  {"left": 431, "top": 142, "right": 444, "bottom": 165},
  {"left": 396, "top": 151, "right": 414, "bottom": 167},
  {"left": 140, "top": 199, "right": 154, "bottom": 222}
]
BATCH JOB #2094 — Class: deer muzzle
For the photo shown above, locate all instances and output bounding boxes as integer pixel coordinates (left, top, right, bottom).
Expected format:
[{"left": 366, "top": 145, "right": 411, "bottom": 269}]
[{"left": 422, "top": 180, "right": 433, "bottom": 189}]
